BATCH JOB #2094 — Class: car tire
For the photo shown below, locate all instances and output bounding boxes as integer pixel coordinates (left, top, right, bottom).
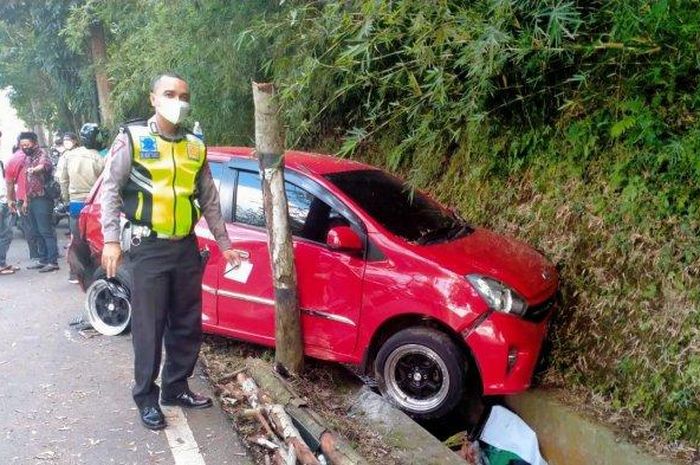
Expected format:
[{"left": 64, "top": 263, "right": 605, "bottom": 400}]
[
  {"left": 85, "top": 268, "right": 132, "bottom": 336},
  {"left": 374, "top": 327, "right": 466, "bottom": 420}
]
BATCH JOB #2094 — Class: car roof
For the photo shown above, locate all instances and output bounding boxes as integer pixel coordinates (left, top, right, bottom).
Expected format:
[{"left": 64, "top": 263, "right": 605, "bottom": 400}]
[{"left": 207, "top": 146, "right": 373, "bottom": 176}]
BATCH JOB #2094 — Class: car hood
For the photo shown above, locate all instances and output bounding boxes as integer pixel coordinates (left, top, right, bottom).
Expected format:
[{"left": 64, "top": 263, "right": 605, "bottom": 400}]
[{"left": 418, "top": 227, "right": 558, "bottom": 302}]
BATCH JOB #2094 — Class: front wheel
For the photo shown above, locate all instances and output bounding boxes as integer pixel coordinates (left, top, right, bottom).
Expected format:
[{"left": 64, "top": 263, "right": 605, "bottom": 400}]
[{"left": 374, "top": 327, "right": 466, "bottom": 420}]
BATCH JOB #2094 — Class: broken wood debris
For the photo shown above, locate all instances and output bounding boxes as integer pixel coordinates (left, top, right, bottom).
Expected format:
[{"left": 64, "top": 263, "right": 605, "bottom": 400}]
[
  {"left": 216, "top": 365, "right": 248, "bottom": 384},
  {"left": 236, "top": 370, "right": 362, "bottom": 465}
]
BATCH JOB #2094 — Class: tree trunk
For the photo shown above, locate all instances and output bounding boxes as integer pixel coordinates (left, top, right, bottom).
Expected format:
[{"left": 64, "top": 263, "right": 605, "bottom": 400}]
[
  {"left": 89, "top": 21, "right": 113, "bottom": 127},
  {"left": 29, "top": 99, "right": 48, "bottom": 146},
  {"left": 252, "top": 81, "right": 304, "bottom": 376}
]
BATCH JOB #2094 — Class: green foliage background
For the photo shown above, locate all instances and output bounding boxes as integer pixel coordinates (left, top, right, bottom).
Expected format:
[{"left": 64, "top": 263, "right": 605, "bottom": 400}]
[
  {"left": 62, "top": 0, "right": 275, "bottom": 144},
  {"left": 1, "top": 0, "right": 698, "bottom": 445},
  {"left": 0, "top": 0, "right": 98, "bottom": 136}
]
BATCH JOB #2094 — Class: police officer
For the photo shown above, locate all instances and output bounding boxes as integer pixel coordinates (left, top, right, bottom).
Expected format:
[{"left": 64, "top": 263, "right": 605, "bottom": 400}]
[{"left": 100, "top": 72, "right": 242, "bottom": 430}]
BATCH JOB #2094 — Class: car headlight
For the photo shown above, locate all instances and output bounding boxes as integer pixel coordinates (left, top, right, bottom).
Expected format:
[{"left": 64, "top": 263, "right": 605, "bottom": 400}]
[{"left": 466, "top": 274, "right": 527, "bottom": 317}]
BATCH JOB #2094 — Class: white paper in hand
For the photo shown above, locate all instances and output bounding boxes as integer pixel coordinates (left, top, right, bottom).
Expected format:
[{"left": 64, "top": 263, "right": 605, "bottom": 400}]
[{"left": 224, "top": 260, "right": 253, "bottom": 284}]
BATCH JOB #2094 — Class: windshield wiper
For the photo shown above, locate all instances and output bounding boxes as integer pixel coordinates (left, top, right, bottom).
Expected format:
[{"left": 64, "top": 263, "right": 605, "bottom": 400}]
[
  {"left": 447, "top": 222, "right": 474, "bottom": 240},
  {"left": 414, "top": 221, "right": 472, "bottom": 245}
]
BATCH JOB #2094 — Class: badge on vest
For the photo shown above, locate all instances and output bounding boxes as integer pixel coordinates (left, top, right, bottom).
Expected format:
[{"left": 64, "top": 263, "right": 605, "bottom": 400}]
[
  {"left": 187, "top": 142, "right": 201, "bottom": 161},
  {"left": 139, "top": 136, "right": 160, "bottom": 159}
]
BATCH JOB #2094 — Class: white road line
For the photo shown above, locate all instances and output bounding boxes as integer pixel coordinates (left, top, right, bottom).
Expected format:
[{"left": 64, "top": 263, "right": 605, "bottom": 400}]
[{"left": 162, "top": 406, "right": 207, "bottom": 465}]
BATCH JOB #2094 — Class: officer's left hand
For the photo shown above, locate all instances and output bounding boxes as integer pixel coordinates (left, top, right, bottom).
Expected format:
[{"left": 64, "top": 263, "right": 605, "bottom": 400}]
[{"left": 222, "top": 249, "right": 243, "bottom": 268}]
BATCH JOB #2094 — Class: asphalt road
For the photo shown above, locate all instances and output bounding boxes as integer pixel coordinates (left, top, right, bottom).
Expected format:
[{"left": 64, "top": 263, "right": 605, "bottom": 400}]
[{"left": 0, "top": 227, "right": 252, "bottom": 465}]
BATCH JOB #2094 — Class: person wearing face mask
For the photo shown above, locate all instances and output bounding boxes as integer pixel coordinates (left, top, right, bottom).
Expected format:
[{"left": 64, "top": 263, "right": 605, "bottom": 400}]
[
  {"left": 62, "top": 132, "right": 78, "bottom": 151},
  {"left": 99, "top": 72, "right": 243, "bottom": 430},
  {"left": 5, "top": 136, "right": 43, "bottom": 264},
  {"left": 5, "top": 132, "right": 59, "bottom": 272},
  {"left": 49, "top": 136, "right": 65, "bottom": 168},
  {"left": 55, "top": 133, "right": 77, "bottom": 185}
]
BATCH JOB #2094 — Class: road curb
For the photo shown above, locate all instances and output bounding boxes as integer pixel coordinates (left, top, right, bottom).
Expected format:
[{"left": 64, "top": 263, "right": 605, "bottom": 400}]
[
  {"left": 347, "top": 386, "right": 465, "bottom": 465},
  {"left": 506, "top": 390, "right": 683, "bottom": 465},
  {"left": 245, "top": 357, "right": 466, "bottom": 465}
]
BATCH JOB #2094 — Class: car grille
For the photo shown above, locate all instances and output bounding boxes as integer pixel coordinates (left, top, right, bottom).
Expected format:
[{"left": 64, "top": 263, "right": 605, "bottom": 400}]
[{"left": 523, "top": 294, "right": 557, "bottom": 323}]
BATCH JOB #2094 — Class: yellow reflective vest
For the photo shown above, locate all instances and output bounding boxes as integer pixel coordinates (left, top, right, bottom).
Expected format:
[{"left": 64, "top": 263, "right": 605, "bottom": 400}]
[{"left": 121, "top": 122, "right": 205, "bottom": 237}]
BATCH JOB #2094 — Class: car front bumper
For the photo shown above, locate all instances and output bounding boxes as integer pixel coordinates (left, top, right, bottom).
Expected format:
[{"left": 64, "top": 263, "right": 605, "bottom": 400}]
[{"left": 465, "top": 309, "right": 552, "bottom": 395}]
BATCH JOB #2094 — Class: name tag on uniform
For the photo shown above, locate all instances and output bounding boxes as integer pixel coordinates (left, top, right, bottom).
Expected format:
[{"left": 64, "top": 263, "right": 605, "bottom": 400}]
[{"left": 139, "top": 136, "right": 160, "bottom": 159}]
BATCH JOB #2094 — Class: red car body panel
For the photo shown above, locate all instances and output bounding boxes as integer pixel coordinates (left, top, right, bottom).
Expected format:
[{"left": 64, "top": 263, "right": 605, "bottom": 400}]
[{"left": 77, "top": 147, "right": 558, "bottom": 396}]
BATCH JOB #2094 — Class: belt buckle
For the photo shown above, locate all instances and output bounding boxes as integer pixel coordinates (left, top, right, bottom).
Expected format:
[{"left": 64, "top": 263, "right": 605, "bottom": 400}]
[{"left": 131, "top": 225, "right": 151, "bottom": 246}]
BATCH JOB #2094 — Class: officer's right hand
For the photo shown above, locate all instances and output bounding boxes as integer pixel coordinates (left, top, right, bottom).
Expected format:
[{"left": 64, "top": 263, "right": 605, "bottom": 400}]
[{"left": 102, "top": 242, "right": 122, "bottom": 278}]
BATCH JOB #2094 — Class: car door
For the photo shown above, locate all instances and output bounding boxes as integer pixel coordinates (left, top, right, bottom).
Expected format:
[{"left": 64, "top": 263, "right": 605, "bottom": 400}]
[
  {"left": 213, "top": 168, "right": 275, "bottom": 346},
  {"left": 215, "top": 163, "right": 365, "bottom": 358},
  {"left": 196, "top": 161, "right": 229, "bottom": 328}
]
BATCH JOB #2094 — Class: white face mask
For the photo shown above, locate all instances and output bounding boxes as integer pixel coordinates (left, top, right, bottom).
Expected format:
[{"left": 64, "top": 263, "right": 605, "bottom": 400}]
[{"left": 157, "top": 97, "right": 190, "bottom": 125}]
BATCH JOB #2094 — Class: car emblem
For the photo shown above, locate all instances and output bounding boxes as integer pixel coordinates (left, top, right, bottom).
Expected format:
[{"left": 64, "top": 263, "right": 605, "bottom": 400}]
[{"left": 541, "top": 271, "right": 551, "bottom": 280}]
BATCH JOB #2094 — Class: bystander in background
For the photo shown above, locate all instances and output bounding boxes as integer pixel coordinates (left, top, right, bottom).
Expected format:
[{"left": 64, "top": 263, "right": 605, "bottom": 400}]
[{"left": 59, "top": 124, "right": 105, "bottom": 283}]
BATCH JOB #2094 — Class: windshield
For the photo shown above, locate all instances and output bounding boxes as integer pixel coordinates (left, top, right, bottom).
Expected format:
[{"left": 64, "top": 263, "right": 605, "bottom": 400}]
[{"left": 325, "top": 169, "right": 472, "bottom": 244}]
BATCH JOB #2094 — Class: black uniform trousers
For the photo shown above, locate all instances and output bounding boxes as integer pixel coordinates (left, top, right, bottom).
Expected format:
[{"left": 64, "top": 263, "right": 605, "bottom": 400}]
[{"left": 127, "top": 234, "right": 203, "bottom": 409}]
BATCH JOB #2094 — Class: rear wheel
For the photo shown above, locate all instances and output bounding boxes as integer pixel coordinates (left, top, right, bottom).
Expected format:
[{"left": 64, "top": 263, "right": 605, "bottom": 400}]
[
  {"left": 374, "top": 327, "right": 466, "bottom": 420},
  {"left": 85, "top": 268, "right": 132, "bottom": 336}
]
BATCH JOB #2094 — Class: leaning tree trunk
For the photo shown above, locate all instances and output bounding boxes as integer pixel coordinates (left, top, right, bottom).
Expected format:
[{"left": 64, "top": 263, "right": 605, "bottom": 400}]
[
  {"left": 89, "top": 21, "right": 113, "bottom": 127},
  {"left": 252, "top": 81, "right": 304, "bottom": 376}
]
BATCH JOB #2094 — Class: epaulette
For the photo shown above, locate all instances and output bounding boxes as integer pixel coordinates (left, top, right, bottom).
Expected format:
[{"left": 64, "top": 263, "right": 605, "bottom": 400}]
[
  {"left": 118, "top": 118, "right": 148, "bottom": 152},
  {"left": 119, "top": 118, "right": 148, "bottom": 131}
]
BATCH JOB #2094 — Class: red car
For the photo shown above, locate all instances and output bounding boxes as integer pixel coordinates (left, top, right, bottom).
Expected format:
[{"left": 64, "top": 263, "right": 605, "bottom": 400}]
[{"left": 70, "top": 147, "right": 558, "bottom": 420}]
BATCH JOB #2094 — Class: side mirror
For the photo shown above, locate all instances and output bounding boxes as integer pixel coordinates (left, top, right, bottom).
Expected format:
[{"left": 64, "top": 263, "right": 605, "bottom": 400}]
[{"left": 326, "top": 226, "right": 363, "bottom": 253}]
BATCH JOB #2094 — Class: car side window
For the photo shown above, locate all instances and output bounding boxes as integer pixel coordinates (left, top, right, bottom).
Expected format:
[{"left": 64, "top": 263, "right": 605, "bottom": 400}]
[
  {"left": 208, "top": 161, "right": 223, "bottom": 191},
  {"left": 234, "top": 169, "right": 348, "bottom": 243},
  {"left": 235, "top": 170, "right": 266, "bottom": 227},
  {"left": 290, "top": 186, "right": 349, "bottom": 243},
  {"left": 286, "top": 182, "right": 314, "bottom": 237}
]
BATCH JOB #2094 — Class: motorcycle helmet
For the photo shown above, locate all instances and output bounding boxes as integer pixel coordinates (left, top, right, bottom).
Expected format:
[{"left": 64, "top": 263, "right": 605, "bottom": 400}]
[{"left": 79, "top": 123, "right": 106, "bottom": 150}]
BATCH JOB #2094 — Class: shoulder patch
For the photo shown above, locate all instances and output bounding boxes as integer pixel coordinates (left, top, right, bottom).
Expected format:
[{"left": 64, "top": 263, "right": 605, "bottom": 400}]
[{"left": 187, "top": 141, "right": 203, "bottom": 161}]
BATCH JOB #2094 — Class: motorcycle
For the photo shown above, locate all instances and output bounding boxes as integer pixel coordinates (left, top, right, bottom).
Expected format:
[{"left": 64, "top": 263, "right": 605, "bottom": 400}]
[{"left": 53, "top": 200, "right": 69, "bottom": 226}]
